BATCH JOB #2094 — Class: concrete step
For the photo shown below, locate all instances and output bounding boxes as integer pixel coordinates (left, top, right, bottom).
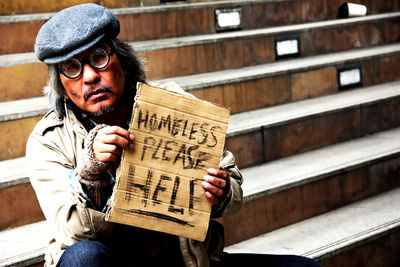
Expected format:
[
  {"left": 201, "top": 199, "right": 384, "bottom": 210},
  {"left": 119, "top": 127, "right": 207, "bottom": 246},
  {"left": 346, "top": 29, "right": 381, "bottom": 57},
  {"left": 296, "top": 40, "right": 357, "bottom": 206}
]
[
  {"left": 222, "top": 127, "right": 400, "bottom": 244},
  {"left": 2, "top": 40, "right": 400, "bottom": 107},
  {"left": 162, "top": 43, "right": 400, "bottom": 114},
  {"left": 0, "top": 157, "right": 44, "bottom": 231},
  {"left": 0, "top": 0, "right": 232, "bottom": 15},
  {"left": 138, "top": 12, "right": 400, "bottom": 79},
  {"left": 226, "top": 80, "right": 400, "bottom": 167},
  {"left": 2, "top": 12, "right": 399, "bottom": 100},
  {"left": 0, "top": 221, "right": 47, "bottom": 266},
  {"left": 1, "top": 0, "right": 399, "bottom": 54},
  {"left": 1, "top": 75, "right": 400, "bottom": 165},
  {"left": 2, "top": 128, "right": 400, "bottom": 266},
  {"left": 225, "top": 188, "right": 400, "bottom": 266}
]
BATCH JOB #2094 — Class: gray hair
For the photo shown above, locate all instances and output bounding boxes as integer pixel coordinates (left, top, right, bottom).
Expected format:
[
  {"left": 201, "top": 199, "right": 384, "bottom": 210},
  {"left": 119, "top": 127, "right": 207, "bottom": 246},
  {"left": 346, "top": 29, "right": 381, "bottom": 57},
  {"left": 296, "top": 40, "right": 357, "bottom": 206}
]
[{"left": 44, "top": 38, "right": 146, "bottom": 117}]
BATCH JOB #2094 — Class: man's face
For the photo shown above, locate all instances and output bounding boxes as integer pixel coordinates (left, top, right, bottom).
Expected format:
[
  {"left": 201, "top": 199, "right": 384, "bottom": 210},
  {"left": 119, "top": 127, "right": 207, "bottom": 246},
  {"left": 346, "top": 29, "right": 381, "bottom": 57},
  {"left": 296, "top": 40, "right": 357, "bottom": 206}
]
[{"left": 59, "top": 42, "right": 126, "bottom": 116}]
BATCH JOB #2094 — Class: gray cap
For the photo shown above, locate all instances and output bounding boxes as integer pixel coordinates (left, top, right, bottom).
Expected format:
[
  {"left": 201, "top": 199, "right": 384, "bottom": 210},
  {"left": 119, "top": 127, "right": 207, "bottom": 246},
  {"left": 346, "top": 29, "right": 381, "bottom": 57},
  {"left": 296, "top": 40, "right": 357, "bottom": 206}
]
[{"left": 35, "top": 3, "right": 120, "bottom": 64}]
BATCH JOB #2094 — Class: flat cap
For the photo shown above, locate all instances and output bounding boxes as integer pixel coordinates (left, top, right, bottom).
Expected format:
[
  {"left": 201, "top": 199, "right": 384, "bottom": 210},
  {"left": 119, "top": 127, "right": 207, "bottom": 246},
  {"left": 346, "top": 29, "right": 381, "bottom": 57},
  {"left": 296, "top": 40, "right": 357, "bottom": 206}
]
[{"left": 35, "top": 3, "right": 120, "bottom": 64}]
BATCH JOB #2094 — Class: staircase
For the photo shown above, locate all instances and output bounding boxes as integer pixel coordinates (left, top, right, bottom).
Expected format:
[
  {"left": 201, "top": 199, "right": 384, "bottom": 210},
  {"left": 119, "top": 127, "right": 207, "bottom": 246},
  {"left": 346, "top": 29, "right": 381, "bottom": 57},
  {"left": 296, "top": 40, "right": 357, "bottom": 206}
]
[{"left": 1, "top": 0, "right": 400, "bottom": 266}]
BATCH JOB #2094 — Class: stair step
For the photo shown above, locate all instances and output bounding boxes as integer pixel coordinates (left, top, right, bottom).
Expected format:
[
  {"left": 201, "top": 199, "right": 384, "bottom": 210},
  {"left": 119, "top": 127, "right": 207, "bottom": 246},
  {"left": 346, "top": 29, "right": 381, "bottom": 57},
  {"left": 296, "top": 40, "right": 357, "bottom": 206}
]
[
  {"left": 240, "top": 127, "right": 400, "bottom": 203},
  {"left": 222, "top": 126, "right": 400, "bottom": 244},
  {"left": 0, "top": 221, "right": 47, "bottom": 266},
  {"left": 225, "top": 188, "right": 400, "bottom": 265},
  {"left": 227, "top": 80, "right": 400, "bottom": 137},
  {"left": 1, "top": 78, "right": 400, "bottom": 164},
  {"left": 2, "top": 128, "right": 400, "bottom": 265},
  {"left": 2, "top": 12, "right": 399, "bottom": 90},
  {"left": 2, "top": 1, "right": 399, "bottom": 54},
  {"left": 226, "top": 80, "right": 400, "bottom": 167},
  {"left": 2, "top": 43, "right": 400, "bottom": 118},
  {"left": 165, "top": 42, "right": 400, "bottom": 91}
]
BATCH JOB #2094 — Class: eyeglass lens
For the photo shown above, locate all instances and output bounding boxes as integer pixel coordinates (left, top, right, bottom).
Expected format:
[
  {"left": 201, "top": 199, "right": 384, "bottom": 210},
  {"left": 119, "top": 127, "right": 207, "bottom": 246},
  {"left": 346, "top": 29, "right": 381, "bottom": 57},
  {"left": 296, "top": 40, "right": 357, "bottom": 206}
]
[{"left": 61, "top": 48, "right": 110, "bottom": 79}]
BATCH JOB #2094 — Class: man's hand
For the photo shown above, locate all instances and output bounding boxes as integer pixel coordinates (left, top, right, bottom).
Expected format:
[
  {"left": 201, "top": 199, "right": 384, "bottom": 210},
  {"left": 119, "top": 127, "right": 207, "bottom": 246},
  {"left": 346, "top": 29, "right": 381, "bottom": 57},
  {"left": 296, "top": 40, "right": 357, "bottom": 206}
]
[
  {"left": 202, "top": 168, "right": 229, "bottom": 206},
  {"left": 92, "top": 126, "right": 134, "bottom": 164}
]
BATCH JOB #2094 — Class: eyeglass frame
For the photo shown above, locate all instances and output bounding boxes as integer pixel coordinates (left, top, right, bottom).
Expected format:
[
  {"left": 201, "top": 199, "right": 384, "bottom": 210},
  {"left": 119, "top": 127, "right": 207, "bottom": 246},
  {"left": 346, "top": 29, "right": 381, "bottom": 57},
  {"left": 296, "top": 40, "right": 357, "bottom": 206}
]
[{"left": 58, "top": 47, "right": 114, "bottom": 79}]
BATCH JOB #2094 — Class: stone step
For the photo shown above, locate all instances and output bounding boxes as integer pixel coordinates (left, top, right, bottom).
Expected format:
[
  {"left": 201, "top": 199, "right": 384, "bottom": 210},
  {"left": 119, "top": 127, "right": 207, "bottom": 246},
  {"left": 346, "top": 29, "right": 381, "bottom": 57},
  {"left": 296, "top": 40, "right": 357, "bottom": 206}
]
[
  {"left": 0, "top": 157, "right": 44, "bottom": 231},
  {"left": 2, "top": 41, "right": 400, "bottom": 112},
  {"left": 162, "top": 43, "right": 400, "bottom": 114},
  {"left": 225, "top": 188, "right": 400, "bottom": 266},
  {"left": 2, "top": 12, "right": 399, "bottom": 102},
  {"left": 1, "top": 81, "right": 400, "bottom": 229},
  {"left": 0, "top": 221, "right": 47, "bottom": 266},
  {"left": 0, "top": 0, "right": 229, "bottom": 15},
  {"left": 2, "top": 128, "right": 400, "bottom": 266},
  {"left": 222, "top": 127, "right": 400, "bottom": 244},
  {"left": 226, "top": 80, "right": 400, "bottom": 167},
  {"left": 138, "top": 12, "right": 400, "bottom": 80},
  {"left": 1, "top": 71, "right": 400, "bottom": 165},
  {"left": 1, "top": 0, "right": 399, "bottom": 54}
]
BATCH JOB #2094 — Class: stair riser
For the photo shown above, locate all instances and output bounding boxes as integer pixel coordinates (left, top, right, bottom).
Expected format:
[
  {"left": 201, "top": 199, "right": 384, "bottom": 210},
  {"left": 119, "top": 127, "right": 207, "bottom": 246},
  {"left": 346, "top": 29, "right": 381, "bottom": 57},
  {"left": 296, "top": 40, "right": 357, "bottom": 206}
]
[
  {"left": 2, "top": 50, "right": 400, "bottom": 112},
  {"left": 0, "top": 0, "right": 142, "bottom": 15},
  {"left": 222, "top": 157, "right": 400, "bottom": 245},
  {"left": 194, "top": 54, "right": 400, "bottom": 114},
  {"left": 0, "top": 64, "right": 47, "bottom": 102},
  {"left": 2, "top": 0, "right": 399, "bottom": 53},
  {"left": 318, "top": 228, "right": 400, "bottom": 267},
  {"left": 2, "top": 94, "right": 399, "bottom": 164},
  {"left": 141, "top": 18, "right": 400, "bottom": 80},
  {"left": 0, "top": 117, "right": 40, "bottom": 161},
  {"left": 0, "top": 183, "right": 44, "bottom": 231},
  {"left": 227, "top": 96, "right": 400, "bottom": 168}
]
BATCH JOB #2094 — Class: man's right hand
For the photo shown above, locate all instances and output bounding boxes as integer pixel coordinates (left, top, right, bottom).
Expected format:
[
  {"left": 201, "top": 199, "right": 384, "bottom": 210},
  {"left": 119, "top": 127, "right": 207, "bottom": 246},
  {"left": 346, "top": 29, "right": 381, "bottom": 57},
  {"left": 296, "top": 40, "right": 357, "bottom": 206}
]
[{"left": 92, "top": 126, "right": 134, "bottom": 164}]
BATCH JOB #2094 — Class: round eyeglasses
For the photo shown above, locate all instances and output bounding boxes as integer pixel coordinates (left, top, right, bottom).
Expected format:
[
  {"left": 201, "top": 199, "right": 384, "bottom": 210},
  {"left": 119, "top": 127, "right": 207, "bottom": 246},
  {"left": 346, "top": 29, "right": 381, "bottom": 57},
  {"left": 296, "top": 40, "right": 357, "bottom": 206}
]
[{"left": 59, "top": 47, "right": 113, "bottom": 79}]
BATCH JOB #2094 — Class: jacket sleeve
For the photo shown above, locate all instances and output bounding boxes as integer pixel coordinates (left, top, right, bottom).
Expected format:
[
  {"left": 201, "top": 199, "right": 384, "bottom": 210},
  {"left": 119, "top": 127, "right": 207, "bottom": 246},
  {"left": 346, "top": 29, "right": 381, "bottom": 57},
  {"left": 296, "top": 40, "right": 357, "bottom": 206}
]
[
  {"left": 26, "top": 124, "right": 112, "bottom": 252},
  {"left": 211, "top": 150, "right": 243, "bottom": 218}
]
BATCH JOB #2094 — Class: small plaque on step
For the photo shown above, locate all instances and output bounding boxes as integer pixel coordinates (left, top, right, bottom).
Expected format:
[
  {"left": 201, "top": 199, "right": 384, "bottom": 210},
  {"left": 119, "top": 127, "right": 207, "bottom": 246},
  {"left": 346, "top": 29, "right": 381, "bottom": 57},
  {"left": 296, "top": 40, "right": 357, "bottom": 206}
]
[
  {"left": 337, "top": 66, "right": 362, "bottom": 90},
  {"left": 215, "top": 8, "right": 243, "bottom": 31}
]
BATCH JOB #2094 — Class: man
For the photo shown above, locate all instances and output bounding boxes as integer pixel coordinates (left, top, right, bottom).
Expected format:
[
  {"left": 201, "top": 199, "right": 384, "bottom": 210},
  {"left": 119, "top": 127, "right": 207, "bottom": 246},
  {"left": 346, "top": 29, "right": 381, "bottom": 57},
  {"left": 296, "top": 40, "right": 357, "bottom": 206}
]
[{"left": 27, "top": 3, "right": 319, "bottom": 267}]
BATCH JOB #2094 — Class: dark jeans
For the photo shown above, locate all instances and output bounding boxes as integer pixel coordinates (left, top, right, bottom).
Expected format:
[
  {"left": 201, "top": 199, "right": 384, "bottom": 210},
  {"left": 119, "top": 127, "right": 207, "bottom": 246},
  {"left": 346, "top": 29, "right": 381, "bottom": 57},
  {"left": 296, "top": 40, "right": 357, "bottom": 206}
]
[{"left": 57, "top": 240, "right": 321, "bottom": 267}]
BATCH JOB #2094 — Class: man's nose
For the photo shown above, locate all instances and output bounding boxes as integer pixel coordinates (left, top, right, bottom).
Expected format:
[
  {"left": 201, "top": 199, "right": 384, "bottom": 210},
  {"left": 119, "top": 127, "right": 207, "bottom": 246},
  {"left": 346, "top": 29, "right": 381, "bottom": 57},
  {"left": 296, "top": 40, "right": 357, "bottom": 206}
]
[{"left": 82, "top": 63, "right": 100, "bottom": 84}]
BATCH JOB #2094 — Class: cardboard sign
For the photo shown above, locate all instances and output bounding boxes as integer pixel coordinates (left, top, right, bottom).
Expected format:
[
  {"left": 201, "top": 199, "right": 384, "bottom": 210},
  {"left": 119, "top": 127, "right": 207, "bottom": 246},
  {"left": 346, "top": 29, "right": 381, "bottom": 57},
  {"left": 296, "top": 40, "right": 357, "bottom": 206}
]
[{"left": 105, "top": 83, "right": 230, "bottom": 241}]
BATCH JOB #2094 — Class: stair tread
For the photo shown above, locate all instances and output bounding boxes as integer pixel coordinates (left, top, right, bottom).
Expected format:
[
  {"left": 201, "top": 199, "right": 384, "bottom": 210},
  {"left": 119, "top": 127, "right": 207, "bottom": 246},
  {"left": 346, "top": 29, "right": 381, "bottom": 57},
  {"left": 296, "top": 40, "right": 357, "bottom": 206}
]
[
  {"left": 228, "top": 79, "right": 400, "bottom": 136},
  {"left": 2, "top": 187, "right": 399, "bottom": 265},
  {"left": 1, "top": 11, "right": 397, "bottom": 63},
  {"left": 0, "top": 157, "right": 28, "bottom": 188},
  {"left": 241, "top": 127, "right": 400, "bottom": 202},
  {"left": 0, "top": 221, "right": 47, "bottom": 266},
  {"left": 2, "top": 122, "right": 400, "bottom": 200},
  {"left": 2, "top": 45, "right": 400, "bottom": 122},
  {"left": 132, "top": 12, "right": 400, "bottom": 51},
  {"left": 161, "top": 43, "right": 400, "bottom": 91},
  {"left": 1, "top": 80, "right": 400, "bottom": 187},
  {"left": 225, "top": 188, "right": 400, "bottom": 259},
  {"left": 0, "top": 96, "right": 48, "bottom": 122},
  {"left": 0, "top": 0, "right": 263, "bottom": 23}
]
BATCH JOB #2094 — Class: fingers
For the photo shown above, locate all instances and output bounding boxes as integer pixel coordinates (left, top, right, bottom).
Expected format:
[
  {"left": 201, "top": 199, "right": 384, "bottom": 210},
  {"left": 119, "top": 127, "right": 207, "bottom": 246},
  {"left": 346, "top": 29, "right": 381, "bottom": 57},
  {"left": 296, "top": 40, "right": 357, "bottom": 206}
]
[
  {"left": 93, "top": 126, "right": 135, "bottom": 163},
  {"left": 97, "top": 126, "right": 134, "bottom": 150},
  {"left": 202, "top": 168, "right": 228, "bottom": 205}
]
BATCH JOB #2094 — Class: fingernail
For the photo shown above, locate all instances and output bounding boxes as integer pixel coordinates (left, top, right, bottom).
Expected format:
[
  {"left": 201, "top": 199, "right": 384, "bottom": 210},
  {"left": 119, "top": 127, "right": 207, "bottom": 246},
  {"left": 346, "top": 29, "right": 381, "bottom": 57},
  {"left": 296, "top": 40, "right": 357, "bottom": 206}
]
[
  {"left": 202, "top": 181, "right": 209, "bottom": 188},
  {"left": 130, "top": 143, "right": 134, "bottom": 150},
  {"left": 207, "top": 168, "right": 216, "bottom": 174},
  {"left": 129, "top": 134, "right": 134, "bottom": 140}
]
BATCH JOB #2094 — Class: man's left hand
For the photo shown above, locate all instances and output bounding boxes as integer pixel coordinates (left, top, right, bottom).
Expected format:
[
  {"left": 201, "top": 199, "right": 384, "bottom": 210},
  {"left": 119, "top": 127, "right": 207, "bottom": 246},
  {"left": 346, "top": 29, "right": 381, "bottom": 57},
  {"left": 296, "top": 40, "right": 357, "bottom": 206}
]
[{"left": 202, "top": 168, "right": 228, "bottom": 206}]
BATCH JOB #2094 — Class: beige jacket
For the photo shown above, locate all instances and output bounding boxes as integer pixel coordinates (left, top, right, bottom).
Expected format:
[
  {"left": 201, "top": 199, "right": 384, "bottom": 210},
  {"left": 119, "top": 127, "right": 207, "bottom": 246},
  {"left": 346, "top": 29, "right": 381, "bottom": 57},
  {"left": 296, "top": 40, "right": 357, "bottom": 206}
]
[{"left": 26, "top": 88, "right": 243, "bottom": 267}]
